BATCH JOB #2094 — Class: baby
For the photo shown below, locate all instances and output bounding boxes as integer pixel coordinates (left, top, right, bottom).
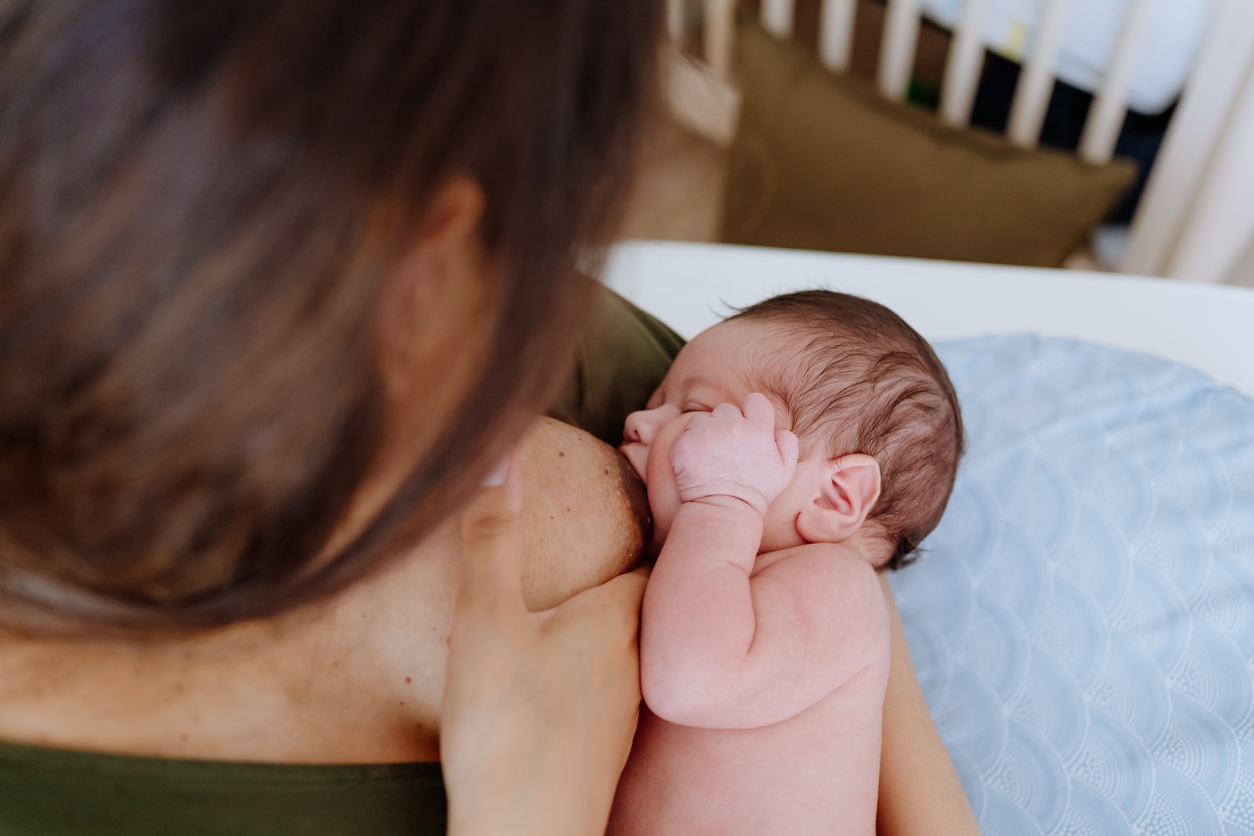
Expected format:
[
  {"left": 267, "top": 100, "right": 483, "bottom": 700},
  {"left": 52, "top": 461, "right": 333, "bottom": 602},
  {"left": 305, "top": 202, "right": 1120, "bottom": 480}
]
[{"left": 608, "top": 290, "right": 964, "bottom": 835}]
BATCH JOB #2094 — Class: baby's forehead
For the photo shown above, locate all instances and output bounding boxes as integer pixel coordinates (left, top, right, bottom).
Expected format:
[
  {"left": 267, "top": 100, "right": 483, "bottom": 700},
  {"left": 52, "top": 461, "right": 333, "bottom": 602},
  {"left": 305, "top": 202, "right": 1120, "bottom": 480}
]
[
  {"left": 674, "top": 320, "right": 793, "bottom": 380},
  {"left": 700, "top": 318, "right": 799, "bottom": 359},
  {"left": 662, "top": 320, "right": 813, "bottom": 414}
]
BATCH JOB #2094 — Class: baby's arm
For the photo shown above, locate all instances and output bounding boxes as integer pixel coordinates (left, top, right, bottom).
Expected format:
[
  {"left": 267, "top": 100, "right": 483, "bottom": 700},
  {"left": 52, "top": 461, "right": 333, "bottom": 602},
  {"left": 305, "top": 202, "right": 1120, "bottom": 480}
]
[{"left": 640, "top": 395, "right": 887, "bottom": 730}]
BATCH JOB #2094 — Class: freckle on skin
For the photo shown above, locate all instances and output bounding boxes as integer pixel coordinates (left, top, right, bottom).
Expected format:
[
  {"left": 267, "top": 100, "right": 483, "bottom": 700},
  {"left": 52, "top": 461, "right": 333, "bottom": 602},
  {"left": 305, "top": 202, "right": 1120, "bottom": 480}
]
[
  {"left": 558, "top": 451, "right": 565, "bottom": 457},
  {"left": 565, "top": 507, "right": 571, "bottom": 512},
  {"left": 405, "top": 677, "right": 411, "bottom": 684}
]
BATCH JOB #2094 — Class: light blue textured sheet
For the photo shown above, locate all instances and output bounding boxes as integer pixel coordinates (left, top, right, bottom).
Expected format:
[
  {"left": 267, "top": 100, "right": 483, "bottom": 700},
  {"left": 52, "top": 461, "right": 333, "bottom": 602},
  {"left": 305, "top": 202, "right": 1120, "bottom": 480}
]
[{"left": 894, "top": 335, "right": 1254, "bottom": 836}]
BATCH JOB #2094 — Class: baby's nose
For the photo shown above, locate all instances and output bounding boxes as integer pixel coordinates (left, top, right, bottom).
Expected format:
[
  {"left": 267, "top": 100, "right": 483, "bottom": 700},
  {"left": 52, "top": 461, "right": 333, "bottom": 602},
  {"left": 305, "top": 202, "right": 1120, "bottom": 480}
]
[
  {"left": 624, "top": 405, "right": 669, "bottom": 445},
  {"left": 623, "top": 410, "right": 649, "bottom": 444},
  {"left": 623, "top": 404, "right": 677, "bottom": 447}
]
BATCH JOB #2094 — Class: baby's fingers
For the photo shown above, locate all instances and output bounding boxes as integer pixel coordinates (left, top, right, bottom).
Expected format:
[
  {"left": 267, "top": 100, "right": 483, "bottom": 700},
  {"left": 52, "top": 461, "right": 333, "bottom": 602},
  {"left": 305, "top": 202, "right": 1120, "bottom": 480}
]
[
  {"left": 775, "top": 429, "right": 799, "bottom": 476},
  {"left": 742, "top": 392, "right": 777, "bottom": 429}
]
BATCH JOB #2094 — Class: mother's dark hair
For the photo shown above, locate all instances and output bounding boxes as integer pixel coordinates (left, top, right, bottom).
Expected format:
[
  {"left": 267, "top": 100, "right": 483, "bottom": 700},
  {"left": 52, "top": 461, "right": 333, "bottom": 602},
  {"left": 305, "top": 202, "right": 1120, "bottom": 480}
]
[{"left": 0, "top": 0, "right": 660, "bottom": 635}]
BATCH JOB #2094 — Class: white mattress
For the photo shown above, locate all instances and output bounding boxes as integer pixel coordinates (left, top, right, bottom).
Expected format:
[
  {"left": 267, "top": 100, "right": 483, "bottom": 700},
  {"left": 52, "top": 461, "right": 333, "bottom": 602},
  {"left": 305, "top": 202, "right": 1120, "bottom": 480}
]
[
  {"left": 601, "top": 241, "right": 1254, "bottom": 398},
  {"left": 901, "top": 334, "right": 1254, "bottom": 834}
]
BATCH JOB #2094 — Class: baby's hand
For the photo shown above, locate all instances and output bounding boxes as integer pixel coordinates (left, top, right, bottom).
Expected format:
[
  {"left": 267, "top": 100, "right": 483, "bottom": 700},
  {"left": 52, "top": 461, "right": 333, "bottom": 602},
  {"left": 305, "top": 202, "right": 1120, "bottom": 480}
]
[{"left": 670, "top": 393, "right": 799, "bottom": 518}]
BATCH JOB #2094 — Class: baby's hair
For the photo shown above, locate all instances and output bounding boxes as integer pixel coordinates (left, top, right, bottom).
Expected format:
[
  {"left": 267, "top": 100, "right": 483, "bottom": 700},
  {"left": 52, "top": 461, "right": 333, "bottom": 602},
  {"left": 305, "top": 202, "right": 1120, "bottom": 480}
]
[{"left": 729, "top": 291, "right": 964, "bottom": 570}]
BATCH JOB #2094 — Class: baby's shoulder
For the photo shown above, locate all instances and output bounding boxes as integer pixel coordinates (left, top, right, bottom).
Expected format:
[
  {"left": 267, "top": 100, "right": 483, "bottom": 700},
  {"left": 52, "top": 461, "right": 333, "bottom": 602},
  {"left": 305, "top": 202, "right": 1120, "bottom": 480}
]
[
  {"left": 752, "top": 542, "right": 880, "bottom": 588},
  {"left": 753, "top": 544, "right": 887, "bottom": 617},
  {"left": 754, "top": 544, "right": 890, "bottom": 670}
]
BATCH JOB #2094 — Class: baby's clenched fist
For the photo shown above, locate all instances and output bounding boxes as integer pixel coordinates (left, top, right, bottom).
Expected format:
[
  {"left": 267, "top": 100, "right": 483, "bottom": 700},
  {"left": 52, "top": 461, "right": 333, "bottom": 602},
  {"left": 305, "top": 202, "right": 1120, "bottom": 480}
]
[{"left": 669, "top": 393, "right": 799, "bottom": 518}]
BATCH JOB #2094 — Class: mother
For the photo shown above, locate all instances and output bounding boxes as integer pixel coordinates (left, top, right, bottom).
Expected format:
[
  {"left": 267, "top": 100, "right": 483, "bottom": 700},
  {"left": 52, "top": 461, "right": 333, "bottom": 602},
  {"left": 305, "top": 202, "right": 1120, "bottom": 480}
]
[{"left": 0, "top": 1, "right": 977, "bottom": 834}]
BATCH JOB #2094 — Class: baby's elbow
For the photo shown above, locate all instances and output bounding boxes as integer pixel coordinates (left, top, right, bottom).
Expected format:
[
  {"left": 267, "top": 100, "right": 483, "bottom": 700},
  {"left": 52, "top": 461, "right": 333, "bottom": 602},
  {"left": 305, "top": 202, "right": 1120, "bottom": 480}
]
[{"left": 641, "top": 665, "right": 726, "bottom": 727}]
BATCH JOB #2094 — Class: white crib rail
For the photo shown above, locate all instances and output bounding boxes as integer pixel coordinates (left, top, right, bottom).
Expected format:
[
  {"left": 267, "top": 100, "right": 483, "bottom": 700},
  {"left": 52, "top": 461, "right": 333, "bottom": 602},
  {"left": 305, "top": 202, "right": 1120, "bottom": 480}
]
[
  {"left": 938, "top": 0, "right": 990, "bottom": 126},
  {"left": 760, "top": 0, "right": 795, "bottom": 39},
  {"left": 667, "top": 0, "right": 685, "bottom": 44},
  {"left": 1006, "top": 0, "right": 1073, "bottom": 147},
  {"left": 878, "top": 0, "right": 921, "bottom": 99},
  {"left": 705, "top": 0, "right": 737, "bottom": 78},
  {"left": 1163, "top": 58, "right": 1254, "bottom": 283},
  {"left": 819, "top": 0, "right": 859, "bottom": 72},
  {"left": 661, "top": 0, "right": 740, "bottom": 146},
  {"left": 1078, "top": 0, "right": 1157, "bottom": 164},
  {"left": 1122, "top": 0, "right": 1254, "bottom": 277}
]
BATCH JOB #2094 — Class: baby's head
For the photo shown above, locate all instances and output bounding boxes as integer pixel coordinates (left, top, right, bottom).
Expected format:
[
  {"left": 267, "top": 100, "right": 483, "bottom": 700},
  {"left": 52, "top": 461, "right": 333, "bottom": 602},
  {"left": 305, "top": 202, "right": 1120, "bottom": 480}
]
[{"left": 621, "top": 290, "right": 963, "bottom": 569}]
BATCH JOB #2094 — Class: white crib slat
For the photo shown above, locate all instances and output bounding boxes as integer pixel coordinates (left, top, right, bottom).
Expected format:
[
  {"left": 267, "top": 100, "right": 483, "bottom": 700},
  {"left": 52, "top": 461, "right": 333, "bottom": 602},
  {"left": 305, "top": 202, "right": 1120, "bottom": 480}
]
[
  {"left": 1079, "top": 0, "right": 1156, "bottom": 164},
  {"left": 1166, "top": 59, "right": 1254, "bottom": 282},
  {"left": 667, "top": 0, "right": 684, "bottom": 42},
  {"left": 819, "top": 0, "right": 859, "bottom": 72},
  {"left": 761, "top": 0, "right": 795, "bottom": 39},
  {"left": 663, "top": 47, "right": 743, "bottom": 146},
  {"left": 1006, "top": 0, "right": 1073, "bottom": 147},
  {"left": 1122, "top": 0, "right": 1254, "bottom": 276},
  {"left": 940, "top": 0, "right": 991, "bottom": 126},
  {"left": 704, "top": 0, "right": 736, "bottom": 79},
  {"left": 879, "top": 0, "right": 922, "bottom": 100}
]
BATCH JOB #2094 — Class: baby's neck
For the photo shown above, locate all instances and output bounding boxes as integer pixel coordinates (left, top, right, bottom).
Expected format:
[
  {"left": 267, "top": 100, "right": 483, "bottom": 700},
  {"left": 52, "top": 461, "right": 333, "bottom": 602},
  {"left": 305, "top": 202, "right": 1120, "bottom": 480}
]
[{"left": 751, "top": 529, "right": 889, "bottom": 576}]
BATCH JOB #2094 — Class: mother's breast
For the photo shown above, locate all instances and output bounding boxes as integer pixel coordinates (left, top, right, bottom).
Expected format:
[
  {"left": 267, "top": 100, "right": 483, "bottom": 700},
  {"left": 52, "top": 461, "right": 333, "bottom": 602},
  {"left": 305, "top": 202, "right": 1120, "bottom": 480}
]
[
  {"left": 320, "top": 416, "right": 650, "bottom": 759},
  {"left": 518, "top": 416, "right": 650, "bottom": 611}
]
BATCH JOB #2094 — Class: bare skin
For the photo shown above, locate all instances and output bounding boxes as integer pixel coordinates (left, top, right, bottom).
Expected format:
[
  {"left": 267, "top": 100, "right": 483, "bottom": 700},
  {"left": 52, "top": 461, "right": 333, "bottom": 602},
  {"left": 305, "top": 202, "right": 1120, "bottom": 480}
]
[
  {"left": 876, "top": 572, "right": 981, "bottom": 836},
  {"left": 0, "top": 417, "right": 645, "bottom": 765},
  {"left": 0, "top": 415, "right": 978, "bottom": 836}
]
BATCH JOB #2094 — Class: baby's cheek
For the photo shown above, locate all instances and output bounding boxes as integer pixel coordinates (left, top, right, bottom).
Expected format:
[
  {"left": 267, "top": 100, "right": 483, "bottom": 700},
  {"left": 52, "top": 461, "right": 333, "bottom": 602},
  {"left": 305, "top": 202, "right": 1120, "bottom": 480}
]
[{"left": 645, "top": 454, "right": 680, "bottom": 543}]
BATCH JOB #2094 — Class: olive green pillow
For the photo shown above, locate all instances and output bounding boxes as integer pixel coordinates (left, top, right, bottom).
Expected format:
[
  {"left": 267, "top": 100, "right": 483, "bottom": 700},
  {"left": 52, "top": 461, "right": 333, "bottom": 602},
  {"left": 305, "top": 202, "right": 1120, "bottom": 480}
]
[{"left": 721, "top": 23, "right": 1138, "bottom": 267}]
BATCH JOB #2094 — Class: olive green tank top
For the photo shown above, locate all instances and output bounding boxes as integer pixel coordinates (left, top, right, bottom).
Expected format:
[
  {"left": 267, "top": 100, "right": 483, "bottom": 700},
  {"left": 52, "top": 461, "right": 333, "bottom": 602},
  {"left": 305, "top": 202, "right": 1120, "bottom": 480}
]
[
  {"left": 0, "top": 739, "right": 445, "bottom": 835},
  {"left": 0, "top": 284, "right": 684, "bottom": 836}
]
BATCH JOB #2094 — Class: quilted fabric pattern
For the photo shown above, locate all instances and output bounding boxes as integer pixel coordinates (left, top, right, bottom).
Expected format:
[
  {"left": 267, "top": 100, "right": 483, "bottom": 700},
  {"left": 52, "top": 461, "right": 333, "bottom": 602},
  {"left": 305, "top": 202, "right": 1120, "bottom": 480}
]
[{"left": 894, "top": 335, "right": 1254, "bottom": 836}]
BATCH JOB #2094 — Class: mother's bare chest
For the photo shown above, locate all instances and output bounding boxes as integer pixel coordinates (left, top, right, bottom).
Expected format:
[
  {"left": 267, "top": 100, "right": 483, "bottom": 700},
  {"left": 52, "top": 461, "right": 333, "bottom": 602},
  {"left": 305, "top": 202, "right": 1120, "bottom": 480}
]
[{"left": 0, "top": 418, "right": 648, "bottom": 765}]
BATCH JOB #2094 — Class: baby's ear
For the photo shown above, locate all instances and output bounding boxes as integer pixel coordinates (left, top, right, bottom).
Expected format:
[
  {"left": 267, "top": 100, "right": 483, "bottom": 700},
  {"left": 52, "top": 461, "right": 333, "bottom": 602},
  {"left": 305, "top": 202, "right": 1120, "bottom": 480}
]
[{"left": 796, "top": 454, "right": 881, "bottom": 544}]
